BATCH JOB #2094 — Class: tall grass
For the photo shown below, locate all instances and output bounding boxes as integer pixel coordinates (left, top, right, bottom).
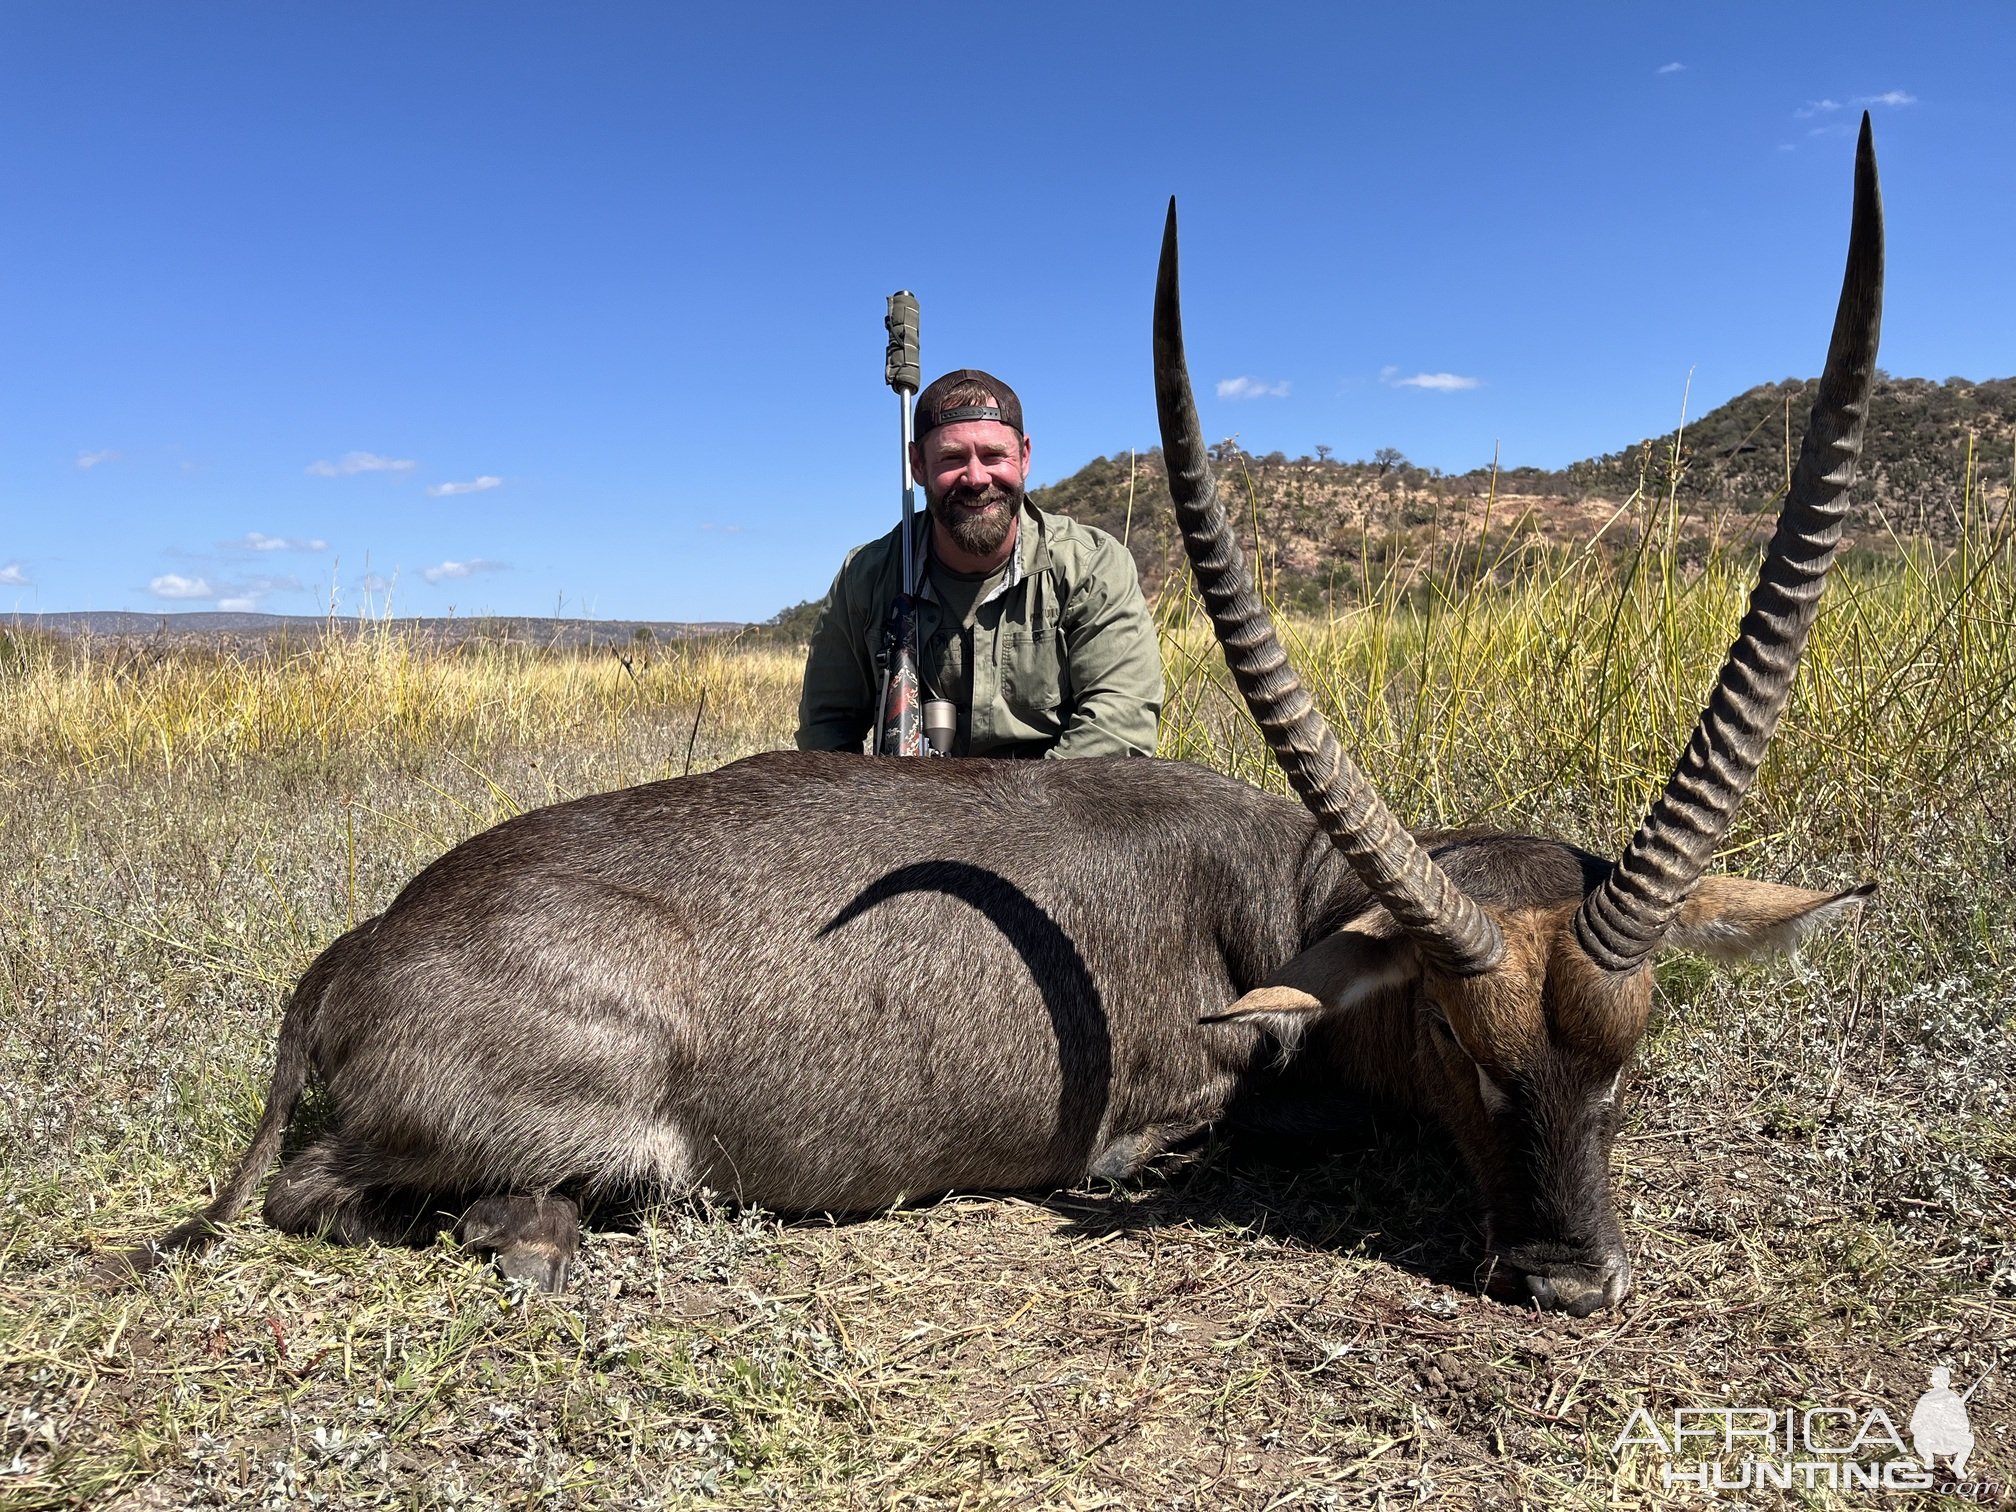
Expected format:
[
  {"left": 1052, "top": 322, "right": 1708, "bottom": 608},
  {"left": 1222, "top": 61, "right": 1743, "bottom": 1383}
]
[
  {"left": 0, "top": 626, "right": 804, "bottom": 782},
  {"left": 1162, "top": 506, "right": 2013, "bottom": 883},
  {"left": 7, "top": 512, "right": 2011, "bottom": 874}
]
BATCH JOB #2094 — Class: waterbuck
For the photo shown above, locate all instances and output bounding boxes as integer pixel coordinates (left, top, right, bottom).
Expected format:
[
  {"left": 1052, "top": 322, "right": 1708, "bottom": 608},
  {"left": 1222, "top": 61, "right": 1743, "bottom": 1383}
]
[{"left": 114, "top": 122, "right": 1882, "bottom": 1315}]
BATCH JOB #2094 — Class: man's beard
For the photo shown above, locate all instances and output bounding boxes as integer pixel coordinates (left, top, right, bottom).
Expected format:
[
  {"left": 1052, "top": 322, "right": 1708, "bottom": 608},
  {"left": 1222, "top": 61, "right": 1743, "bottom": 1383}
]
[{"left": 928, "top": 479, "right": 1022, "bottom": 558}]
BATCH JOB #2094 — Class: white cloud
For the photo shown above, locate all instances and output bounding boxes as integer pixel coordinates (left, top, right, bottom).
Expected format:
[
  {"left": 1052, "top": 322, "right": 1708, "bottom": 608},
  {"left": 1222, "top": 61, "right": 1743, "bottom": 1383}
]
[
  {"left": 1794, "top": 98, "right": 1842, "bottom": 119},
  {"left": 306, "top": 451, "right": 417, "bottom": 477},
  {"left": 238, "top": 531, "right": 330, "bottom": 552},
  {"left": 1382, "top": 368, "right": 1481, "bottom": 392},
  {"left": 360, "top": 572, "right": 392, "bottom": 593},
  {"left": 1656, "top": 61, "right": 1685, "bottom": 75},
  {"left": 76, "top": 449, "right": 119, "bottom": 469},
  {"left": 149, "top": 574, "right": 214, "bottom": 600},
  {"left": 427, "top": 475, "right": 504, "bottom": 498},
  {"left": 422, "top": 558, "right": 506, "bottom": 584},
  {"left": 147, "top": 569, "right": 296, "bottom": 606},
  {"left": 1216, "top": 376, "right": 1291, "bottom": 400},
  {"left": 0, "top": 562, "right": 29, "bottom": 586},
  {"left": 700, "top": 522, "right": 747, "bottom": 534},
  {"left": 1858, "top": 90, "right": 1916, "bottom": 107}
]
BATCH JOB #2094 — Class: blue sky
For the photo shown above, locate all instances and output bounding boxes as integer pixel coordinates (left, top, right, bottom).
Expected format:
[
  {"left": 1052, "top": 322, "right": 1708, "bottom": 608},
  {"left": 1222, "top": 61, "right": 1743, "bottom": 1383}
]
[{"left": 3, "top": 3, "right": 2010, "bottom": 622}]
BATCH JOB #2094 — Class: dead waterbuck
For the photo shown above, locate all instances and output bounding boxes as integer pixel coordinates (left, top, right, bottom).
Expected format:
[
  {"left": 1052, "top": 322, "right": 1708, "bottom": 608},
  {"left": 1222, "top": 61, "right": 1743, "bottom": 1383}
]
[{"left": 109, "top": 122, "right": 1882, "bottom": 1314}]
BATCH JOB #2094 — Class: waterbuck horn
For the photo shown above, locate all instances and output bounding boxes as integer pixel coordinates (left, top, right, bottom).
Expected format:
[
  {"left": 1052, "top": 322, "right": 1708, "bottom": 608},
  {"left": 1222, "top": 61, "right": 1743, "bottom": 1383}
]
[
  {"left": 1153, "top": 199, "right": 1504, "bottom": 975},
  {"left": 1575, "top": 115, "right": 1885, "bottom": 973}
]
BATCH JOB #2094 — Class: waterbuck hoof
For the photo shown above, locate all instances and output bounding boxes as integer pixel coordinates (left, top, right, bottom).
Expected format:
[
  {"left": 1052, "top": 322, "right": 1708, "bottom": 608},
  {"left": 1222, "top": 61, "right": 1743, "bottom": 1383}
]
[
  {"left": 494, "top": 1242, "right": 571, "bottom": 1293},
  {"left": 457, "top": 1194, "right": 580, "bottom": 1294}
]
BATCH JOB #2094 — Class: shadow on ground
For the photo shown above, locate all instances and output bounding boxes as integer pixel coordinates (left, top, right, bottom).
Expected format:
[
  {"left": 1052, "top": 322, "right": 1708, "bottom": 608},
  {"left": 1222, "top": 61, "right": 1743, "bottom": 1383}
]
[{"left": 1033, "top": 1108, "right": 1490, "bottom": 1294}]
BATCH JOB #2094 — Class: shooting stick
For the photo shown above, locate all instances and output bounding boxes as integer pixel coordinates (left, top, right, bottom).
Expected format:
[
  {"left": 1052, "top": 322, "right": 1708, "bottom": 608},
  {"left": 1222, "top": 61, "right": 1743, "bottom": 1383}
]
[{"left": 885, "top": 291, "right": 921, "bottom": 592}]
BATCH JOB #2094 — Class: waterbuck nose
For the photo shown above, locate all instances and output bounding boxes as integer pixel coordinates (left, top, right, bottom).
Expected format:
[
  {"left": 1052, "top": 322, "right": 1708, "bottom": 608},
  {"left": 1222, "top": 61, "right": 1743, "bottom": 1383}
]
[{"left": 1525, "top": 1253, "right": 1632, "bottom": 1316}]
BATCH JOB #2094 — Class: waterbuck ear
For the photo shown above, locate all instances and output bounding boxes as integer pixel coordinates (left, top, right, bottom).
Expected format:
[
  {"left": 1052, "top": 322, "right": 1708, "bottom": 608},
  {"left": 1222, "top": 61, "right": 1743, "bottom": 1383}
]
[
  {"left": 1201, "top": 928, "right": 1419, "bottom": 1037},
  {"left": 1663, "top": 877, "right": 1876, "bottom": 962},
  {"left": 1201, "top": 984, "right": 1328, "bottom": 1024}
]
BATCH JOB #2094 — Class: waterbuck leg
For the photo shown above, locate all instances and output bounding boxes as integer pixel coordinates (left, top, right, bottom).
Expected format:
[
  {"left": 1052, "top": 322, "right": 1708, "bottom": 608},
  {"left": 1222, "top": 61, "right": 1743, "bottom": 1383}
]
[
  {"left": 456, "top": 1195, "right": 580, "bottom": 1293},
  {"left": 263, "top": 1135, "right": 435, "bottom": 1246}
]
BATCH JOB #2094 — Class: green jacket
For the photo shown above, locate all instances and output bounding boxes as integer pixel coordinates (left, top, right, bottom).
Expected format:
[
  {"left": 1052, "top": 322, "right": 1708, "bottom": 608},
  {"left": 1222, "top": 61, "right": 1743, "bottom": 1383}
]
[{"left": 795, "top": 503, "right": 1162, "bottom": 758}]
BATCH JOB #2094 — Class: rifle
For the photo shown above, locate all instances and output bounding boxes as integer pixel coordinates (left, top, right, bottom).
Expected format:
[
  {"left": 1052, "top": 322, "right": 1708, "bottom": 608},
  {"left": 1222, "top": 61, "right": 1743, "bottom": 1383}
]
[{"left": 875, "top": 293, "right": 953, "bottom": 756}]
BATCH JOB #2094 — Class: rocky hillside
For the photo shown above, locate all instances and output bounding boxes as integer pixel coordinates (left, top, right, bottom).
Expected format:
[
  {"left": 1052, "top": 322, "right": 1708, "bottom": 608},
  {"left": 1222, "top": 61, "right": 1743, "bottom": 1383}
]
[
  {"left": 1034, "top": 374, "right": 2015, "bottom": 608},
  {"left": 1502, "top": 374, "right": 2016, "bottom": 534}
]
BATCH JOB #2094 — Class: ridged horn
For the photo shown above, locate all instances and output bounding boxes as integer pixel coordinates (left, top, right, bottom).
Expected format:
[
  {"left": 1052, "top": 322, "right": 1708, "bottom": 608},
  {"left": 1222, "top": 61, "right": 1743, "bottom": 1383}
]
[
  {"left": 1154, "top": 199, "right": 1504, "bottom": 975},
  {"left": 1576, "top": 115, "right": 1885, "bottom": 973}
]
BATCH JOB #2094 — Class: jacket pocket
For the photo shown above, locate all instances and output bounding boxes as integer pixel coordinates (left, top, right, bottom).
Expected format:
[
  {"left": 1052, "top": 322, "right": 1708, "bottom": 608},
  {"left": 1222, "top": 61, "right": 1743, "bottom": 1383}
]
[{"left": 1002, "top": 629, "right": 1065, "bottom": 716}]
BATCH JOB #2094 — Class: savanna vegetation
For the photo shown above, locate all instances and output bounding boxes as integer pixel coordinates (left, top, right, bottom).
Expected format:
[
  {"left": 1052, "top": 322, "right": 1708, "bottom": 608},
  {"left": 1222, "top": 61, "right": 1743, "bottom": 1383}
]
[{"left": 3, "top": 477, "right": 2013, "bottom": 1507}]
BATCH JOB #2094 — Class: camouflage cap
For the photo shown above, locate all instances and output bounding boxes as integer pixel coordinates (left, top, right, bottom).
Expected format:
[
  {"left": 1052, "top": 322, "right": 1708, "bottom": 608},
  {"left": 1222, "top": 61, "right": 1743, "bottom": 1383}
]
[{"left": 915, "top": 369, "right": 1023, "bottom": 437}]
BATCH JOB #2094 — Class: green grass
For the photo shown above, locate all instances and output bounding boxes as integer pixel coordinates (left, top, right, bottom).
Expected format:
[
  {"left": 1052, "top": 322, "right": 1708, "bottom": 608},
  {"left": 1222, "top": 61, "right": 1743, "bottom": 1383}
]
[{"left": 2, "top": 511, "right": 2013, "bottom": 1508}]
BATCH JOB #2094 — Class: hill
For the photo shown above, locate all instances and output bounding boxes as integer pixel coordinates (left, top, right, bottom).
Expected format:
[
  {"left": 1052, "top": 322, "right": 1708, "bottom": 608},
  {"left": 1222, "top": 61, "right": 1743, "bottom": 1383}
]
[
  {"left": 1495, "top": 373, "right": 2016, "bottom": 532},
  {"left": 1034, "top": 374, "right": 2016, "bottom": 608}
]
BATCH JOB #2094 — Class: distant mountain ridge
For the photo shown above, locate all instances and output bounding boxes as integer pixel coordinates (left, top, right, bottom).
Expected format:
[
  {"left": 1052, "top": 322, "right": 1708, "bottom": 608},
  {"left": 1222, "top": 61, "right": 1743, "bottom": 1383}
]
[{"left": 12, "top": 611, "right": 739, "bottom": 645}]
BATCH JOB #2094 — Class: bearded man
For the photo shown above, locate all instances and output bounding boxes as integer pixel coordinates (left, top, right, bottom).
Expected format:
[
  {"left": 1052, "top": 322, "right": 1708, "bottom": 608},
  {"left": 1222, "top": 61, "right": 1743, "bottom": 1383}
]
[{"left": 795, "top": 369, "right": 1163, "bottom": 758}]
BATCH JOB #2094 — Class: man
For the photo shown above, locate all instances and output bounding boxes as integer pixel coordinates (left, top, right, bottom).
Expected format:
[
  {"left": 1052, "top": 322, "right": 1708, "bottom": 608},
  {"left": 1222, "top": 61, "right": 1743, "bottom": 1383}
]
[{"left": 796, "top": 369, "right": 1162, "bottom": 758}]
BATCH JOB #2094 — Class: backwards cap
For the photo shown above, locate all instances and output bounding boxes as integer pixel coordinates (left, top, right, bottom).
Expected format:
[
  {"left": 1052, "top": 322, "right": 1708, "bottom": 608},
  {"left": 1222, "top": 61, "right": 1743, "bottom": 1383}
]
[{"left": 915, "top": 369, "right": 1023, "bottom": 437}]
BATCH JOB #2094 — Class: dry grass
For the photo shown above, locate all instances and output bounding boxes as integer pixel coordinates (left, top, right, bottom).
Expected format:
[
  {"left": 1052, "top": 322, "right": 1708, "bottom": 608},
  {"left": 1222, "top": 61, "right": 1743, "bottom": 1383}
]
[
  {"left": 0, "top": 628, "right": 804, "bottom": 782},
  {"left": 3, "top": 514, "right": 2013, "bottom": 1508}
]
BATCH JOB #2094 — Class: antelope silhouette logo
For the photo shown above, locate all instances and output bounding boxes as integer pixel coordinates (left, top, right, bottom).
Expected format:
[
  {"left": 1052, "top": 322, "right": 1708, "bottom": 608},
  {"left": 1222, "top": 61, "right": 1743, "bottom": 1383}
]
[{"left": 1910, "top": 1366, "right": 1987, "bottom": 1478}]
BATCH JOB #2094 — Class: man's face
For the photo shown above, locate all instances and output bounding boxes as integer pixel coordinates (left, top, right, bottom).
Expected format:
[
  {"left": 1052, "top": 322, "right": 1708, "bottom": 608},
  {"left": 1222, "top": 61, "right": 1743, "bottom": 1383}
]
[{"left": 913, "top": 418, "right": 1032, "bottom": 560}]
